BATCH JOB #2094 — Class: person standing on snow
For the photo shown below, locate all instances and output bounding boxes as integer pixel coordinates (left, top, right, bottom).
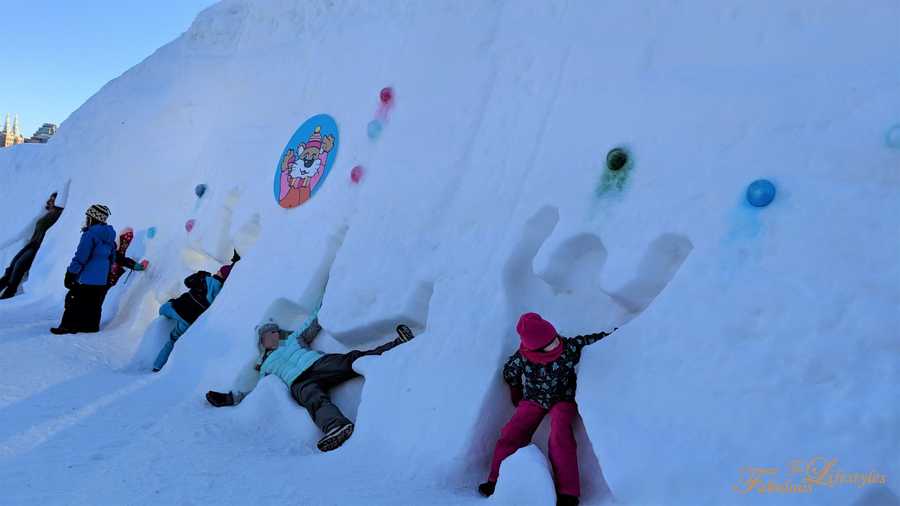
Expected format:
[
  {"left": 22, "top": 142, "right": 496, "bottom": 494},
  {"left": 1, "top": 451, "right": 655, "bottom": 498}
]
[
  {"left": 478, "top": 313, "right": 617, "bottom": 506},
  {"left": 50, "top": 204, "right": 116, "bottom": 334},
  {"left": 152, "top": 250, "right": 240, "bottom": 372},
  {"left": 0, "top": 192, "right": 64, "bottom": 299},
  {"left": 205, "top": 314, "right": 415, "bottom": 452}
]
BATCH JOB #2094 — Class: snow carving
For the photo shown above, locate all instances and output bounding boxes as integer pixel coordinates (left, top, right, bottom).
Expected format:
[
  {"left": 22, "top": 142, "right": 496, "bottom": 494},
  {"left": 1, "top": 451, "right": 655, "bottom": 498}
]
[{"left": 491, "top": 205, "right": 692, "bottom": 502}]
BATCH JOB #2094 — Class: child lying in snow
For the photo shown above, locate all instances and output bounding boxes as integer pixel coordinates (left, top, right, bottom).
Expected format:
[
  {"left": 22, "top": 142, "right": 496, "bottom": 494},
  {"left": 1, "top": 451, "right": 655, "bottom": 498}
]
[
  {"left": 152, "top": 250, "right": 240, "bottom": 372},
  {"left": 479, "top": 313, "right": 617, "bottom": 506},
  {"left": 205, "top": 313, "right": 415, "bottom": 452}
]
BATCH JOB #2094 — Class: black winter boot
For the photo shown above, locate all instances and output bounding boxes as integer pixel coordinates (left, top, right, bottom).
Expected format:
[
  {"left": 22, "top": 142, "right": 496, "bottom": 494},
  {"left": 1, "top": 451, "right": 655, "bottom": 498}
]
[
  {"left": 557, "top": 494, "right": 579, "bottom": 506},
  {"left": 50, "top": 327, "right": 78, "bottom": 335},
  {"left": 477, "top": 481, "right": 496, "bottom": 497},
  {"left": 316, "top": 422, "right": 354, "bottom": 452},
  {"left": 396, "top": 324, "right": 414, "bottom": 343}
]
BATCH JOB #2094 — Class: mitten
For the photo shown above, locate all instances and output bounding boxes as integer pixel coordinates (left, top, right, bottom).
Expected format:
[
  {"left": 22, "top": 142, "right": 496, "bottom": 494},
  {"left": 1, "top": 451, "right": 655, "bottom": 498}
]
[
  {"left": 206, "top": 391, "right": 234, "bottom": 407},
  {"left": 231, "top": 249, "right": 241, "bottom": 263},
  {"left": 64, "top": 271, "right": 78, "bottom": 289}
]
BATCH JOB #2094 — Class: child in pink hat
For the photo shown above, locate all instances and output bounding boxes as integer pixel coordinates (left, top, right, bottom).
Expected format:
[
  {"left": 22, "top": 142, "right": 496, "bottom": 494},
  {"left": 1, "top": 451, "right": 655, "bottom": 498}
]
[{"left": 479, "top": 313, "right": 617, "bottom": 506}]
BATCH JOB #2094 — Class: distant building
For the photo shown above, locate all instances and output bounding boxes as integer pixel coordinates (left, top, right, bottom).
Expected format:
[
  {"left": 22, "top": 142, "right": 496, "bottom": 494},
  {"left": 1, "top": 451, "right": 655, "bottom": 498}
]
[
  {"left": 0, "top": 114, "right": 25, "bottom": 148},
  {"left": 26, "top": 123, "right": 57, "bottom": 144}
]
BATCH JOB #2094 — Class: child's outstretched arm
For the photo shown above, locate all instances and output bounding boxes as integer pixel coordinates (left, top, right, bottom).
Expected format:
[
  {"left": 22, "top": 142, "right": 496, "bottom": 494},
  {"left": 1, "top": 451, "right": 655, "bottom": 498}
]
[
  {"left": 570, "top": 327, "right": 619, "bottom": 350},
  {"left": 502, "top": 353, "right": 526, "bottom": 406},
  {"left": 206, "top": 356, "right": 261, "bottom": 407}
]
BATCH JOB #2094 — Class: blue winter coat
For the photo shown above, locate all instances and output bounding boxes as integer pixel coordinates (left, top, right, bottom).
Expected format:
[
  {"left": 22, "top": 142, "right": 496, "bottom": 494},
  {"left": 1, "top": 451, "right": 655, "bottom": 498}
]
[{"left": 67, "top": 223, "right": 116, "bottom": 286}]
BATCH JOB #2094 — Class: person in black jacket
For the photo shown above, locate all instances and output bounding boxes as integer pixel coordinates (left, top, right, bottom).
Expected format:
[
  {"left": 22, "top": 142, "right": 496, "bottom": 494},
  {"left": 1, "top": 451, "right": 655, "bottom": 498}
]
[
  {"left": 0, "top": 193, "right": 64, "bottom": 299},
  {"left": 152, "top": 250, "right": 240, "bottom": 372}
]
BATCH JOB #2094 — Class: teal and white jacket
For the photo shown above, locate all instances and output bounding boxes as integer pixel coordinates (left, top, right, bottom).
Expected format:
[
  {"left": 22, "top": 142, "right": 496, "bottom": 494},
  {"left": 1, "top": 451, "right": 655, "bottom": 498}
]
[{"left": 231, "top": 308, "right": 323, "bottom": 404}]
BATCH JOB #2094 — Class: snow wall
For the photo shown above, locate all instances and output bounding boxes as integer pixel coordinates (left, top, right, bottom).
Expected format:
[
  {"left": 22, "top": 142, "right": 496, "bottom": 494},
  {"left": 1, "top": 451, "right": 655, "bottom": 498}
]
[{"left": 0, "top": 1, "right": 898, "bottom": 505}]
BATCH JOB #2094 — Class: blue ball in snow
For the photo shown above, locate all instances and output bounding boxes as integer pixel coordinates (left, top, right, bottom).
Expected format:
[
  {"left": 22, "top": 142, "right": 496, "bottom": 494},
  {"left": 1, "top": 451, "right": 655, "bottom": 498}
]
[
  {"left": 195, "top": 184, "right": 207, "bottom": 198},
  {"left": 746, "top": 179, "right": 776, "bottom": 207},
  {"left": 367, "top": 119, "right": 383, "bottom": 140},
  {"left": 147, "top": 227, "right": 157, "bottom": 239},
  {"left": 886, "top": 124, "right": 900, "bottom": 149}
]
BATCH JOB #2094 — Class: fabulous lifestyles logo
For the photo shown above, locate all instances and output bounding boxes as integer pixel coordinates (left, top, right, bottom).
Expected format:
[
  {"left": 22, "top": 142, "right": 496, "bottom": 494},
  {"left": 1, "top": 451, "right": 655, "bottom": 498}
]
[{"left": 733, "top": 457, "right": 887, "bottom": 495}]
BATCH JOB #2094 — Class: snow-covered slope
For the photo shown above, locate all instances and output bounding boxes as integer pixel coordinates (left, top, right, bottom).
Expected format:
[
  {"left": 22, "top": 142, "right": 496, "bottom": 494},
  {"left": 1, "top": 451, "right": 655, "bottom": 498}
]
[{"left": 1, "top": 1, "right": 898, "bottom": 505}]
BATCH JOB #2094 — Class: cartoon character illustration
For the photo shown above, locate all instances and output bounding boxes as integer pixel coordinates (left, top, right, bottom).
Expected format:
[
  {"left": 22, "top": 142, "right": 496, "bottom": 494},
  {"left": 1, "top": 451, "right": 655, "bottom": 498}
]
[{"left": 279, "top": 126, "right": 335, "bottom": 208}]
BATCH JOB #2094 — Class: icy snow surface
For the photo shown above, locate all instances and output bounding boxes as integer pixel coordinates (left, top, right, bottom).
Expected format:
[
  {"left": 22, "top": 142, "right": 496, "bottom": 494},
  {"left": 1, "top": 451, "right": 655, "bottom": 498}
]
[{"left": 0, "top": 1, "right": 898, "bottom": 505}]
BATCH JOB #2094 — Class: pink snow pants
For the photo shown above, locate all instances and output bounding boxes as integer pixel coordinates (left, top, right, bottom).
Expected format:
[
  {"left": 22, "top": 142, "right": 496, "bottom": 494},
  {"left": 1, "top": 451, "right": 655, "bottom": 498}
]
[{"left": 487, "top": 400, "right": 580, "bottom": 497}]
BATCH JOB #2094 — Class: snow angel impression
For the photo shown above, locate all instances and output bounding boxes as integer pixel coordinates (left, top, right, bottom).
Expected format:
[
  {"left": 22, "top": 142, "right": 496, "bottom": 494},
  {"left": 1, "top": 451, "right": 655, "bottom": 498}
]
[{"left": 274, "top": 114, "right": 339, "bottom": 209}]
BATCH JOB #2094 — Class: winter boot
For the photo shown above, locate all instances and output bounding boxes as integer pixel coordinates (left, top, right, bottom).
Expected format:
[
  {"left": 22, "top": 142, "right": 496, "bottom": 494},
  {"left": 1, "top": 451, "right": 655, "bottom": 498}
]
[
  {"left": 316, "top": 422, "right": 354, "bottom": 452},
  {"left": 556, "top": 494, "right": 579, "bottom": 506},
  {"left": 477, "top": 481, "right": 496, "bottom": 497},
  {"left": 50, "top": 327, "right": 78, "bottom": 335},
  {"left": 396, "top": 324, "right": 415, "bottom": 343}
]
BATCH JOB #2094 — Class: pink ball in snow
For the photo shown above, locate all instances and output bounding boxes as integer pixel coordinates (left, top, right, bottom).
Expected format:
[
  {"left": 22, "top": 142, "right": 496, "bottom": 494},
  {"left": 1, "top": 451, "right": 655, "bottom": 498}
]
[
  {"left": 185, "top": 219, "right": 195, "bottom": 232},
  {"left": 350, "top": 165, "right": 364, "bottom": 183},
  {"left": 380, "top": 87, "right": 394, "bottom": 104}
]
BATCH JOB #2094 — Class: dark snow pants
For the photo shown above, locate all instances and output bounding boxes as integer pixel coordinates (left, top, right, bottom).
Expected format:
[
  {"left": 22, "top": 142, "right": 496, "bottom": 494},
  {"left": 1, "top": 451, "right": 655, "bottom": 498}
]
[
  {"left": 0, "top": 244, "right": 37, "bottom": 298},
  {"left": 289, "top": 338, "right": 404, "bottom": 434},
  {"left": 59, "top": 283, "right": 109, "bottom": 332}
]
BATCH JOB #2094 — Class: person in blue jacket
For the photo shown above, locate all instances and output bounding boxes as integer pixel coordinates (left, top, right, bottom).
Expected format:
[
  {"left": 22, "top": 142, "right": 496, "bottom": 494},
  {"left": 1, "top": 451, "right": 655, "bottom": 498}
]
[
  {"left": 205, "top": 312, "right": 415, "bottom": 452},
  {"left": 51, "top": 204, "right": 116, "bottom": 335},
  {"left": 152, "top": 250, "right": 240, "bottom": 372}
]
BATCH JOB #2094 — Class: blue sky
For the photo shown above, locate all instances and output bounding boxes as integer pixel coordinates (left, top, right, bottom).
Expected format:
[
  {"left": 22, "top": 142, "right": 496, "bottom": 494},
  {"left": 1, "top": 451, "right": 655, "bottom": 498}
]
[{"left": 1, "top": 1, "right": 216, "bottom": 135}]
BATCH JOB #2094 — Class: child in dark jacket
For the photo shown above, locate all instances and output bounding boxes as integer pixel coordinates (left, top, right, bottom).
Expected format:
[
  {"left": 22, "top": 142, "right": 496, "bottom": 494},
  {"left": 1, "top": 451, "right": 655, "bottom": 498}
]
[
  {"left": 152, "top": 251, "right": 239, "bottom": 371},
  {"left": 0, "top": 192, "right": 64, "bottom": 299},
  {"left": 479, "top": 313, "right": 616, "bottom": 506},
  {"left": 51, "top": 205, "right": 116, "bottom": 335}
]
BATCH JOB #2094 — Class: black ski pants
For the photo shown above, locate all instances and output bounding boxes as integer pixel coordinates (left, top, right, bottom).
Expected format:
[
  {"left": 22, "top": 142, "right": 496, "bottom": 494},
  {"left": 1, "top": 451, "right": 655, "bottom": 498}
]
[
  {"left": 59, "top": 283, "right": 109, "bottom": 332},
  {"left": 289, "top": 338, "right": 403, "bottom": 433}
]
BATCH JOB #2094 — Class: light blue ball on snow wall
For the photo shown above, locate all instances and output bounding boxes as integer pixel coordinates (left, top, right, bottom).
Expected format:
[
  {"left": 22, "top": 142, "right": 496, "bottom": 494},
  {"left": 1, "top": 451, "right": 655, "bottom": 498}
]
[
  {"left": 746, "top": 179, "right": 776, "bottom": 207},
  {"left": 195, "top": 184, "right": 207, "bottom": 198},
  {"left": 367, "top": 119, "right": 383, "bottom": 140},
  {"left": 886, "top": 124, "right": 900, "bottom": 149}
]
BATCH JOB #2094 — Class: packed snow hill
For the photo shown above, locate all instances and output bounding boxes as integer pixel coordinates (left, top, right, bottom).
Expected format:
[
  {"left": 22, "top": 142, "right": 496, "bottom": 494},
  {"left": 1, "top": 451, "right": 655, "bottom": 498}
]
[{"left": 1, "top": 1, "right": 898, "bottom": 505}]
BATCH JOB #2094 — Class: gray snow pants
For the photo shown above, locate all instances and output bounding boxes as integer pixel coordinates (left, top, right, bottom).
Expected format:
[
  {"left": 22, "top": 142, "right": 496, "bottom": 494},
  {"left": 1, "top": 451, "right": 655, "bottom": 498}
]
[
  {"left": 0, "top": 244, "right": 37, "bottom": 298},
  {"left": 289, "top": 338, "right": 403, "bottom": 434}
]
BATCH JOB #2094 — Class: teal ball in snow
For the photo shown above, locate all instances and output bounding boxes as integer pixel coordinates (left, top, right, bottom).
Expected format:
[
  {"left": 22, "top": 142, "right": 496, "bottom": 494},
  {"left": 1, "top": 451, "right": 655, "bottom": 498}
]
[
  {"left": 606, "top": 148, "right": 629, "bottom": 171},
  {"left": 367, "top": 119, "right": 383, "bottom": 140},
  {"left": 886, "top": 124, "right": 900, "bottom": 149},
  {"left": 746, "top": 179, "right": 776, "bottom": 207},
  {"left": 147, "top": 227, "right": 157, "bottom": 239},
  {"left": 194, "top": 184, "right": 207, "bottom": 198}
]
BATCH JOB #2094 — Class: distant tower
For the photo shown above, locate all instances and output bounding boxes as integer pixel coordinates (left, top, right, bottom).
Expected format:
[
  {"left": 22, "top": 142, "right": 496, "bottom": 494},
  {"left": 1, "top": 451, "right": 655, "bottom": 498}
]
[{"left": 1, "top": 113, "right": 25, "bottom": 148}]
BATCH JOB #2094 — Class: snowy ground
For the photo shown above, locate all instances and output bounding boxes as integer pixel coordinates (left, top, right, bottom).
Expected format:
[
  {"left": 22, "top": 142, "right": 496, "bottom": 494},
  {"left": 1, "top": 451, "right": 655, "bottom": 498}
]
[{"left": 1, "top": 1, "right": 899, "bottom": 505}]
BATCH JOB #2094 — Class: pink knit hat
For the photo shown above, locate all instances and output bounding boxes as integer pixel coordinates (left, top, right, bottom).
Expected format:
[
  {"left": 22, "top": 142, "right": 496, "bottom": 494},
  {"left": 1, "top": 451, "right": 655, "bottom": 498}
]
[
  {"left": 516, "top": 313, "right": 557, "bottom": 350},
  {"left": 216, "top": 264, "right": 233, "bottom": 281},
  {"left": 304, "top": 127, "right": 322, "bottom": 150}
]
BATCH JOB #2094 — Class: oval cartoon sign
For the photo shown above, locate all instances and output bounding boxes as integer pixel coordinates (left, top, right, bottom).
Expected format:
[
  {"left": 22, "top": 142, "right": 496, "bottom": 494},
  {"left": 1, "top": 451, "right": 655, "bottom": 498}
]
[{"left": 274, "top": 114, "right": 339, "bottom": 209}]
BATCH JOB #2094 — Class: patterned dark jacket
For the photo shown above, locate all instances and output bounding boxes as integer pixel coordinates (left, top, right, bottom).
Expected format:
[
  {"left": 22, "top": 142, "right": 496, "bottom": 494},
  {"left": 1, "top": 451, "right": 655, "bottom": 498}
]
[{"left": 503, "top": 331, "right": 613, "bottom": 409}]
